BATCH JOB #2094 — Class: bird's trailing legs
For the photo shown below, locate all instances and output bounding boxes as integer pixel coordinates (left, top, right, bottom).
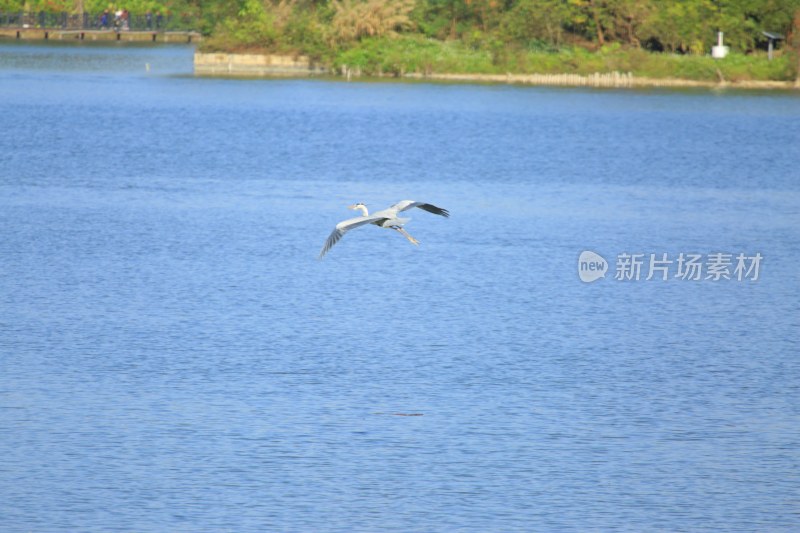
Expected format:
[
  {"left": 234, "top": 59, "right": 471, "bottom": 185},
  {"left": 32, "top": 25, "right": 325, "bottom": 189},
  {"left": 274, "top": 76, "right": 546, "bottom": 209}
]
[{"left": 393, "top": 226, "right": 420, "bottom": 246}]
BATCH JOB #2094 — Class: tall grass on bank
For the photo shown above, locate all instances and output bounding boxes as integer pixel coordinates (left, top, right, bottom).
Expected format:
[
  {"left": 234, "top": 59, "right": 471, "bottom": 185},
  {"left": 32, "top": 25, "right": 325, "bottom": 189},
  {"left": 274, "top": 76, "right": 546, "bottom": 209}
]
[{"left": 330, "top": 37, "right": 798, "bottom": 81}]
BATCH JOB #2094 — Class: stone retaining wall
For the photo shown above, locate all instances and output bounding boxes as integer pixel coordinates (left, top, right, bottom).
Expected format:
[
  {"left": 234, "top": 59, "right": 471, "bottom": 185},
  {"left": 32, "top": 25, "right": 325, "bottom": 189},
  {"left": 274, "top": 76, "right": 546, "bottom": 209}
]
[{"left": 194, "top": 52, "right": 327, "bottom": 77}]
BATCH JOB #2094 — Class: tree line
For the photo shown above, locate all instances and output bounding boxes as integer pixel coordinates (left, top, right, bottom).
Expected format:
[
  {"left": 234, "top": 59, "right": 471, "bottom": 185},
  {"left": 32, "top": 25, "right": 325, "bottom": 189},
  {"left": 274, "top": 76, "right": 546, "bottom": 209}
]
[{"left": 4, "top": 0, "right": 800, "bottom": 57}]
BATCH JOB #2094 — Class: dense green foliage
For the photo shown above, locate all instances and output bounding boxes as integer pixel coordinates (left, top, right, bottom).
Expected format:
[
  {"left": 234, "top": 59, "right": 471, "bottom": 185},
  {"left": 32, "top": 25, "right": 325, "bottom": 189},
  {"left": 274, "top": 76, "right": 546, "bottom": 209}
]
[
  {"left": 1, "top": 1, "right": 193, "bottom": 16},
  {"left": 199, "top": 0, "right": 800, "bottom": 52},
  {"left": 0, "top": 1, "right": 208, "bottom": 31},
  {"left": 5, "top": 0, "right": 800, "bottom": 80}
]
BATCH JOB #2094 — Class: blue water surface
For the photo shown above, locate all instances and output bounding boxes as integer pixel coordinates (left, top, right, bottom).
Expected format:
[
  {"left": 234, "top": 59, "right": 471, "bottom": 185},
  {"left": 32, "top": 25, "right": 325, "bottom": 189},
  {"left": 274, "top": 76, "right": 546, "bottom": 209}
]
[{"left": 1, "top": 42, "right": 799, "bottom": 532}]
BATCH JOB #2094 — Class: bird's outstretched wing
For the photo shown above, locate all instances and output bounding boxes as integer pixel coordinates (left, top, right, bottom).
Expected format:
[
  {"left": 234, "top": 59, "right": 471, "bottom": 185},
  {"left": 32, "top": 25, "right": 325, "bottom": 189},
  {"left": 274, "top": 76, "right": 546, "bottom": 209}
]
[
  {"left": 318, "top": 215, "right": 387, "bottom": 259},
  {"left": 391, "top": 200, "right": 450, "bottom": 218}
]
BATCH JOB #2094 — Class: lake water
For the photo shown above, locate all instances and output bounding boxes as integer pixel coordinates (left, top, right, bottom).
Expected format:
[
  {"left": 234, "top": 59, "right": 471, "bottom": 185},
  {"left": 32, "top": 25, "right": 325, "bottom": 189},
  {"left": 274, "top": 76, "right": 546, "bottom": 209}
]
[{"left": 1, "top": 43, "right": 799, "bottom": 532}]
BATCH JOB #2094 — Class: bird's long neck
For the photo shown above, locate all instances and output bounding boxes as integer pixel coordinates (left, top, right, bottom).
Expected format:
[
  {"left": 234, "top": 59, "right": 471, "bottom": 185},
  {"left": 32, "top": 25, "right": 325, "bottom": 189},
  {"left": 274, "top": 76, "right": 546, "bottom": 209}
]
[{"left": 356, "top": 205, "right": 369, "bottom": 217}]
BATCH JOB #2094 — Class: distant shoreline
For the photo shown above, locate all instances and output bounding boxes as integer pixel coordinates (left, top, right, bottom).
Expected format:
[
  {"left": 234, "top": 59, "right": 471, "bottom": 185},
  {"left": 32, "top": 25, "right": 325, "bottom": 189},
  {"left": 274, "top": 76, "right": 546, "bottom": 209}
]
[{"left": 194, "top": 52, "right": 799, "bottom": 90}]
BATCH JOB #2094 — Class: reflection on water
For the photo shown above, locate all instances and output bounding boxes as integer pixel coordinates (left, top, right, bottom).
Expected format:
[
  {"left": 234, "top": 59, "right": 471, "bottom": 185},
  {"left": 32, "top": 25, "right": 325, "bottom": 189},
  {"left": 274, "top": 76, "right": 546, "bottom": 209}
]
[
  {"left": 0, "top": 41, "right": 194, "bottom": 74},
  {"left": 1, "top": 43, "right": 799, "bottom": 532}
]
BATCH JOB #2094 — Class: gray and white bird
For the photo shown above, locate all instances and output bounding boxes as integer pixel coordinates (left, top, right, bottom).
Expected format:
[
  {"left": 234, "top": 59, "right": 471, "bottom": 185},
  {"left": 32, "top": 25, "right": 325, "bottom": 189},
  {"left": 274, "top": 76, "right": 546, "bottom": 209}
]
[{"left": 319, "top": 200, "right": 450, "bottom": 259}]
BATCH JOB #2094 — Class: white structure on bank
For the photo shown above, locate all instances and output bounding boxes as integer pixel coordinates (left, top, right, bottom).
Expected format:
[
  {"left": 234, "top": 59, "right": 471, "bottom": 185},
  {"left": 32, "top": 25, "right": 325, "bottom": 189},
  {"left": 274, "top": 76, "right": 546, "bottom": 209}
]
[{"left": 712, "top": 31, "right": 730, "bottom": 58}]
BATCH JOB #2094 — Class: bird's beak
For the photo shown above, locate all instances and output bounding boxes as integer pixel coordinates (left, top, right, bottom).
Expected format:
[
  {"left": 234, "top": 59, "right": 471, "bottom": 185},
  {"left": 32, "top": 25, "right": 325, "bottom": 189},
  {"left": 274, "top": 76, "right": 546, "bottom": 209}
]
[{"left": 347, "top": 204, "right": 358, "bottom": 210}]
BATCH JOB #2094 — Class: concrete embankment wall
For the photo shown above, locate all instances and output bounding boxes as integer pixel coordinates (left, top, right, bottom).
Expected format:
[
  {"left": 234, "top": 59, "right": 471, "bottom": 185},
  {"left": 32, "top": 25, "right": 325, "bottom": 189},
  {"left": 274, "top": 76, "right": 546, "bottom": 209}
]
[
  {"left": 0, "top": 28, "right": 200, "bottom": 43},
  {"left": 405, "top": 71, "right": 640, "bottom": 88},
  {"left": 405, "top": 71, "right": 797, "bottom": 90},
  {"left": 194, "top": 52, "right": 327, "bottom": 77}
]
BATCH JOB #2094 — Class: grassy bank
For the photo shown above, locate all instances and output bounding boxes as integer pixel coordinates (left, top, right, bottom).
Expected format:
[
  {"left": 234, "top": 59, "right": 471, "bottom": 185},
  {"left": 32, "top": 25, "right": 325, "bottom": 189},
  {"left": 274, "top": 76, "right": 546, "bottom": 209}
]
[
  {"left": 328, "top": 37, "right": 797, "bottom": 83},
  {"left": 200, "top": 35, "right": 797, "bottom": 84}
]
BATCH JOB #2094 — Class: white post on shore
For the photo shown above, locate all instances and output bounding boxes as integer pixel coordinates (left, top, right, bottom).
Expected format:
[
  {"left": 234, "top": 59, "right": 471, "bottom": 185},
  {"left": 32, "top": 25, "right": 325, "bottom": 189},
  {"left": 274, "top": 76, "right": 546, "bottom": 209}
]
[{"left": 712, "top": 31, "right": 729, "bottom": 59}]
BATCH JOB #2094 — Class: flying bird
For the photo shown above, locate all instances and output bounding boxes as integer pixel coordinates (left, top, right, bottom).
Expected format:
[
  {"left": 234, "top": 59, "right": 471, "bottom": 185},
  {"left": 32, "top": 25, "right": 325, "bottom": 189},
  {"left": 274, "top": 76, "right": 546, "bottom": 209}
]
[{"left": 319, "top": 200, "right": 450, "bottom": 259}]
